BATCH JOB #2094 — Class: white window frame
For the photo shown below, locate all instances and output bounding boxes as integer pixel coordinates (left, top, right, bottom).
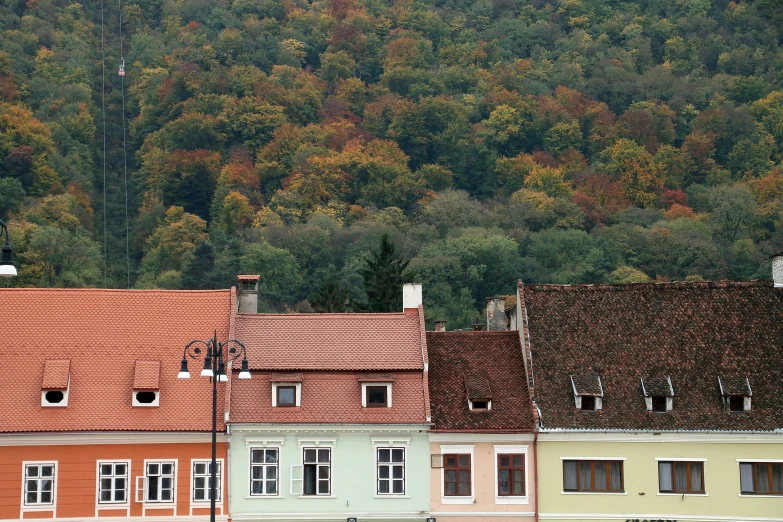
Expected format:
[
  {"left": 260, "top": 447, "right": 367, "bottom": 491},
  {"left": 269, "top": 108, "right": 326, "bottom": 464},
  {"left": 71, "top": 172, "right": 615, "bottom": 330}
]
[
  {"left": 376, "top": 446, "right": 406, "bottom": 497},
  {"left": 299, "top": 447, "right": 332, "bottom": 497},
  {"left": 96, "top": 460, "right": 131, "bottom": 506},
  {"left": 132, "top": 390, "right": 160, "bottom": 407},
  {"left": 138, "top": 460, "right": 177, "bottom": 505},
  {"left": 272, "top": 382, "right": 301, "bottom": 407},
  {"left": 249, "top": 447, "right": 281, "bottom": 497},
  {"left": 468, "top": 398, "right": 492, "bottom": 411},
  {"left": 21, "top": 461, "right": 57, "bottom": 513},
  {"left": 494, "top": 445, "right": 529, "bottom": 504},
  {"left": 439, "top": 444, "right": 475, "bottom": 505},
  {"left": 361, "top": 382, "right": 392, "bottom": 408},
  {"left": 190, "top": 459, "right": 223, "bottom": 504}
]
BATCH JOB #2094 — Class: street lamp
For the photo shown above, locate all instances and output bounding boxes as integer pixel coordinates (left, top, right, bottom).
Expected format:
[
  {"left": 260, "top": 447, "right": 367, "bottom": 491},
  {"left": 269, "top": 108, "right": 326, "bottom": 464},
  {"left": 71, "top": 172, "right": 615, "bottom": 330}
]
[
  {"left": 179, "top": 331, "right": 251, "bottom": 522},
  {"left": 0, "top": 219, "right": 16, "bottom": 277}
]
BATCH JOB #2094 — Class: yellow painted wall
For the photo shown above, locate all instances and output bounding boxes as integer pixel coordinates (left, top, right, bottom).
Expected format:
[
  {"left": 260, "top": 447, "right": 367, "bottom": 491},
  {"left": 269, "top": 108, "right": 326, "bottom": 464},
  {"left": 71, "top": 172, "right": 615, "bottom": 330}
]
[{"left": 537, "top": 438, "right": 783, "bottom": 521}]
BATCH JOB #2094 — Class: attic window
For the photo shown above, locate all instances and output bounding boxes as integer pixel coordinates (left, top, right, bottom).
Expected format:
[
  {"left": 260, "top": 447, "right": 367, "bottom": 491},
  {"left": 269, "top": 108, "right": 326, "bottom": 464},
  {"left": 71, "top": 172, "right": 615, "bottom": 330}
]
[
  {"left": 641, "top": 376, "right": 674, "bottom": 413},
  {"left": 41, "top": 359, "right": 70, "bottom": 407},
  {"left": 464, "top": 372, "right": 492, "bottom": 412},
  {"left": 133, "top": 360, "right": 160, "bottom": 407},
  {"left": 718, "top": 376, "right": 752, "bottom": 412},
  {"left": 570, "top": 374, "right": 603, "bottom": 411},
  {"left": 270, "top": 373, "right": 303, "bottom": 407}
]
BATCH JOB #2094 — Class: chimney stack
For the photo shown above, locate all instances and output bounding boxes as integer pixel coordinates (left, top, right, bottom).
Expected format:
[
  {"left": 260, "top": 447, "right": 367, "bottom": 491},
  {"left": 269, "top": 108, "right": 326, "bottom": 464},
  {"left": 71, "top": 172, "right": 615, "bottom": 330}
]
[
  {"left": 434, "top": 320, "right": 446, "bottom": 332},
  {"left": 486, "top": 296, "right": 507, "bottom": 331},
  {"left": 774, "top": 252, "right": 783, "bottom": 288},
  {"left": 402, "top": 283, "right": 422, "bottom": 313},
  {"left": 238, "top": 275, "right": 259, "bottom": 313},
  {"left": 472, "top": 323, "right": 485, "bottom": 331}
]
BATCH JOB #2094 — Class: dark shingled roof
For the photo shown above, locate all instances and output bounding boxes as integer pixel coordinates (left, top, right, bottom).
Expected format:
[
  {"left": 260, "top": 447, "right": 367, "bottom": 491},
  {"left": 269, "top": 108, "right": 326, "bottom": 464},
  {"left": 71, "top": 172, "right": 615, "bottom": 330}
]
[
  {"left": 464, "top": 372, "right": 492, "bottom": 399},
  {"left": 427, "top": 331, "right": 535, "bottom": 432},
  {"left": 571, "top": 374, "right": 603, "bottom": 396},
  {"left": 641, "top": 377, "right": 674, "bottom": 397},
  {"left": 519, "top": 280, "right": 783, "bottom": 431},
  {"left": 719, "top": 376, "right": 752, "bottom": 396}
]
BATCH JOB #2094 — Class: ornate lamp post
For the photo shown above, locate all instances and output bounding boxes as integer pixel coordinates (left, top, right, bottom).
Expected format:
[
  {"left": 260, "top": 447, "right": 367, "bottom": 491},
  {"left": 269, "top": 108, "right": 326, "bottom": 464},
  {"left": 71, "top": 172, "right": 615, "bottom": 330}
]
[
  {"left": 178, "top": 331, "right": 251, "bottom": 522},
  {"left": 0, "top": 219, "right": 16, "bottom": 277}
]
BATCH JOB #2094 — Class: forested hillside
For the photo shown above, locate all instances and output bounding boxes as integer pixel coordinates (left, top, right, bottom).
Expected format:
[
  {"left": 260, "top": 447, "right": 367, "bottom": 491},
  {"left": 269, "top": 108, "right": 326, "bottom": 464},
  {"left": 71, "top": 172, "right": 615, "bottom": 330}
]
[{"left": 2, "top": 0, "right": 783, "bottom": 326}]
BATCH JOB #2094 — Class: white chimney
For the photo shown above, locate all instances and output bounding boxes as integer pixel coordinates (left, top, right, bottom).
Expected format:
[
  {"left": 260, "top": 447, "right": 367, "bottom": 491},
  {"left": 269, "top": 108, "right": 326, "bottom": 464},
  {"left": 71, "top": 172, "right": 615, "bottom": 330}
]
[
  {"left": 238, "top": 275, "right": 259, "bottom": 313},
  {"left": 774, "top": 253, "right": 783, "bottom": 288},
  {"left": 402, "top": 283, "right": 422, "bottom": 311}
]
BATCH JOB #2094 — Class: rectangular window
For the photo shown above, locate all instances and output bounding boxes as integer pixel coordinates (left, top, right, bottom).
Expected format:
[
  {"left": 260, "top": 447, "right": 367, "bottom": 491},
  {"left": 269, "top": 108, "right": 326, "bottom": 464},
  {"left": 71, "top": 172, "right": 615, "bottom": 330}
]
[
  {"left": 24, "top": 464, "right": 55, "bottom": 506},
  {"left": 366, "top": 386, "right": 387, "bottom": 407},
  {"left": 277, "top": 386, "right": 296, "bottom": 407},
  {"left": 729, "top": 396, "right": 746, "bottom": 411},
  {"left": 303, "top": 448, "right": 330, "bottom": 496},
  {"left": 444, "top": 454, "right": 471, "bottom": 496},
  {"left": 580, "top": 396, "right": 596, "bottom": 411},
  {"left": 192, "top": 461, "right": 221, "bottom": 502},
  {"left": 563, "top": 460, "right": 623, "bottom": 492},
  {"left": 145, "top": 462, "right": 175, "bottom": 503},
  {"left": 498, "top": 454, "right": 525, "bottom": 496},
  {"left": 658, "top": 461, "right": 704, "bottom": 493},
  {"left": 651, "top": 396, "right": 667, "bottom": 412},
  {"left": 250, "top": 449, "right": 279, "bottom": 496},
  {"left": 98, "top": 462, "right": 128, "bottom": 504},
  {"left": 740, "top": 462, "right": 783, "bottom": 495},
  {"left": 377, "top": 448, "right": 405, "bottom": 495}
]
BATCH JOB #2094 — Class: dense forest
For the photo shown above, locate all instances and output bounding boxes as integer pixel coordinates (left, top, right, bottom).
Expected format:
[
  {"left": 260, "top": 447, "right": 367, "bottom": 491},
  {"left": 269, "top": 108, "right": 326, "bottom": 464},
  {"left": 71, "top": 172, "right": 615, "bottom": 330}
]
[{"left": 1, "top": 0, "right": 783, "bottom": 326}]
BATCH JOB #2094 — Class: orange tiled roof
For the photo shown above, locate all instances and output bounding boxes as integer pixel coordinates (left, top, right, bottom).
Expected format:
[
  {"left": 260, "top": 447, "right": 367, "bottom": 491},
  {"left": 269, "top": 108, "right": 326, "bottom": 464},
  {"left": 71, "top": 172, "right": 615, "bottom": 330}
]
[
  {"left": 1, "top": 288, "right": 232, "bottom": 433},
  {"left": 234, "top": 313, "right": 425, "bottom": 370},
  {"left": 133, "top": 360, "right": 161, "bottom": 390},
  {"left": 229, "top": 372, "right": 428, "bottom": 424},
  {"left": 42, "top": 359, "right": 70, "bottom": 390}
]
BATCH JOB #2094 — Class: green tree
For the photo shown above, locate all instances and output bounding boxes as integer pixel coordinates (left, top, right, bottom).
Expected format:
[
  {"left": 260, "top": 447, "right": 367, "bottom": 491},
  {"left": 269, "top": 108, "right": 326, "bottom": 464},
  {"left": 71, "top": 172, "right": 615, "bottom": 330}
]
[
  {"left": 359, "top": 233, "right": 410, "bottom": 312},
  {"left": 310, "top": 277, "right": 350, "bottom": 312}
]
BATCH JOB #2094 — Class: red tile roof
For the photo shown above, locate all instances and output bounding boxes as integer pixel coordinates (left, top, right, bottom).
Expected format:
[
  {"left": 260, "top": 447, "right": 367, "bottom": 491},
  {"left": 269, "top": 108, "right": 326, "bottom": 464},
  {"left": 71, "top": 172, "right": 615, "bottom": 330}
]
[
  {"left": 133, "top": 360, "right": 161, "bottom": 390},
  {"left": 1, "top": 288, "right": 232, "bottom": 433},
  {"left": 519, "top": 280, "right": 783, "bottom": 431},
  {"left": 426, "top": 331, "right": 535, "bottom": 432},
  {"left": 233, "top": 312, "right": 425, "bottom": 370},
  {"left": 42, "top": 360, "right": 70, "bottom": 390},
  {"left": 229, "top": 372, "right": 428, "bottom": 424}
]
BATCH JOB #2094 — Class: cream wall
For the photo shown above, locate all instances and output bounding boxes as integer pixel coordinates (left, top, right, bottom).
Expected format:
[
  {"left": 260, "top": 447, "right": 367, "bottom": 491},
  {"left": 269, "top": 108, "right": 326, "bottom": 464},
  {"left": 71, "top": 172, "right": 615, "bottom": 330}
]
[
  {"left": 428, "top": 434, "right": 536, "bottom": 522},
  {"left": 537, "top": 433, "right": 783, "bottom": 522}
]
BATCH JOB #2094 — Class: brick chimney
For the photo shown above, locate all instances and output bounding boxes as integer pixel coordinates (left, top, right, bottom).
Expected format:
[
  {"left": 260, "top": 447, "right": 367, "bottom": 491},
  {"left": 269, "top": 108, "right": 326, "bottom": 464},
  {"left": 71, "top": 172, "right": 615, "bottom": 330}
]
[
  {"left": 434, "top": 320, "right": 446, "bottom": 332},
  {"left": 774, "top": 252, "right": 783, "bottom": 288},
  {"left": 238, "top": 275, "right": 259, "bottom": 314},
  {"left": 486, "top": 296, "right": 507, "bottom": 331},
  {"left": 402, "top": 283, "right": 422, "bottom": 313}
]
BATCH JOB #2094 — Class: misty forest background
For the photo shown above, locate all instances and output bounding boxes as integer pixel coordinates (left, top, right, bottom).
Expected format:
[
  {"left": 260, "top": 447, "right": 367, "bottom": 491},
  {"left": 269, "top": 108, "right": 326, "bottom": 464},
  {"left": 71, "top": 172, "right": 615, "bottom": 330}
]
[{"left": 2, "top": 0, "right": 783, "bottom": 327}]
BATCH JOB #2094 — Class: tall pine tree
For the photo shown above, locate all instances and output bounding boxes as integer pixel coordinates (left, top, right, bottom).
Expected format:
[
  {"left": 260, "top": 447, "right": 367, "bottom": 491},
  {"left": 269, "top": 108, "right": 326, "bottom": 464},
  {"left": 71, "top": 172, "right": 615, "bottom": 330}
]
[{"left": 359, "top": 234, "right": 410, "bottom": 312}]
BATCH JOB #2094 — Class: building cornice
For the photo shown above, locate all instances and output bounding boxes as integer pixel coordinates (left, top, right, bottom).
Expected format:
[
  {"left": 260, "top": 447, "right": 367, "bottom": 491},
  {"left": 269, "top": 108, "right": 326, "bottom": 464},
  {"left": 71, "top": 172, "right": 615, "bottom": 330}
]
[
  {"left": 429, "top": 433, "right": 535, "bottom": 443},
  {"left": 229, "top": 424, "right": 430, "bottom": 434},
  {"left": 538, "top": 431, "right": 783, "bottom": 443},
  {"left": 0, "top": 432, "right": 226, "bottom": 446}
]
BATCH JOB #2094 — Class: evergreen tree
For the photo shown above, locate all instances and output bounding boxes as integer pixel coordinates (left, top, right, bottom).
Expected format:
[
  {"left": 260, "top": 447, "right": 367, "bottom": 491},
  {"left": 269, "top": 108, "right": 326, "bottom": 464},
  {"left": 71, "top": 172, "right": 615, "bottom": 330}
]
[
  {"left": 359, "top": 234, "right": 410, "bottom": 312},
  {"left": 310, "top": 277, "right": 350, "bottom": 312},
  {"left": 181, "top": 242, "right": 217, "bottom": 289}
]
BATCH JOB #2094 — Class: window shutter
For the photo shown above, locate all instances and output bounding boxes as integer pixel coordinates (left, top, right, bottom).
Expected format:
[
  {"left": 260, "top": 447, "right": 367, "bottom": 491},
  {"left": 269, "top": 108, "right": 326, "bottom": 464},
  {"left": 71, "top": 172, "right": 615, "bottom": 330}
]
[
  {"left": 744, "top": 397, "right": 752, "bottom": 411},
  {"left": 739, "top": 463, "right": 754, "bottom": 493},
  {"left": 135, "top": 476, "right": 145, "bottom": 503},
  {"left": 290, "top": 465, "right": 303, "bottom": 495}
]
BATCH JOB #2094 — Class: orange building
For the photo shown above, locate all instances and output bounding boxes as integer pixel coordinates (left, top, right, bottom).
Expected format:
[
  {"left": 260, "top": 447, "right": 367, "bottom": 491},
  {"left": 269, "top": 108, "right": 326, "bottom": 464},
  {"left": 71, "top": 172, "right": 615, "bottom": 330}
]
[{"left": 0, "top": 289, "right": 233, "bottom": 521}]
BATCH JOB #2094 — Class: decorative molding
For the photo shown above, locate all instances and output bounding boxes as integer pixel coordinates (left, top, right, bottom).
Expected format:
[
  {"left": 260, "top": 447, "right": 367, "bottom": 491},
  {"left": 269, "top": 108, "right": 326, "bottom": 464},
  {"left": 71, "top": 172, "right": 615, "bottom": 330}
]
[
  {"left": 429, "top": 433, "right": 535, "bottom": 443},
  {"left": 559, "top": 456, "right": 627, "bottom": 460},
  {"left": 244, "top": 437, "right": 285, "bottom": 449},
  {"left": 0, "top": 433, "right": 224, "bottom": 446},
  {"left": 296, "top": 437, "right": 337, "bottom": 447},
  {"left": 370, "top": 437, "right": 410, "bottom": 447},
  {"left": 539, "top": 514, "right": 783, "bottom": 521},
  {"left": 430, "top": 513, "right": 535, "bottom": 517},
  {"left": 655, "top": 457, "right": 707, "bottom": 461},
  {"left": 230, "top": 424, "right": 429, "bottom": 434},
  {"left": 538, "top": 432, "right": 783, "bottom": 443}
]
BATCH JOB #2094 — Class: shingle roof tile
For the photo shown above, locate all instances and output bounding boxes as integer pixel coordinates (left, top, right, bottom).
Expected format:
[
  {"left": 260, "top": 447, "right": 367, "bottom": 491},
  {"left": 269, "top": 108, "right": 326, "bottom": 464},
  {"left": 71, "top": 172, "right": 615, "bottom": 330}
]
[
  {"left": 133, "top": 360, "right": 161, "bottom": 390},
  {"left": 42, "top": 359, "right": 70, "bottom": 390},
  {"left": 642, "top": 377, "right": 673, "bottom": 397}
]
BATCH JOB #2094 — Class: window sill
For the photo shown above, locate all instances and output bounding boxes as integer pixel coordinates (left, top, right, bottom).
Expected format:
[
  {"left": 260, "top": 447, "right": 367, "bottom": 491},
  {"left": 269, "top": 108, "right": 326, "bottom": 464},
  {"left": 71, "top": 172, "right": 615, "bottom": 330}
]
[
  {"left": 495, "top": 496, "right": 529, "bottom": 505},
  {"left": 244, "top": 495, "right": 284, "bottom": 499},
  {"left": 657, "top": 492, "right": 708, "bottom": 496},
  {"left": 20, "top": 506, "right": 55, "bottom": 511},
  {"left": 296, "top": 495, "right": 336, "bottom": 499},
  {"left": 738, "top": 494, "right": 783, "bottom": 498},
  {"left": 373, "top": 494, "right": 411, "bottom": 499},
  {"left": 561, "top": 491, "right": 627, "bottom": 495},
  {"left": 441, "top": 496, "right": 474, "bottom": 504},
  {"left": 97, "top": 503, "right": 130, "bottom": 508}
]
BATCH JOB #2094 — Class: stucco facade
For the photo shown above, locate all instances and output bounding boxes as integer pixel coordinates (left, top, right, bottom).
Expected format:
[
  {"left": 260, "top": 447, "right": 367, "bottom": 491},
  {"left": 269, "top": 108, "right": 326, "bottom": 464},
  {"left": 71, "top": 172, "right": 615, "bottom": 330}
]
[
  {"left": 428, "top": 435, "right": 536, "bottom": 522},
  {"left": 228, "top": 425, "right": 431, "bottom": 521},
  {"left": 536, "top": 433, "right": 783, "bottom": 522}
]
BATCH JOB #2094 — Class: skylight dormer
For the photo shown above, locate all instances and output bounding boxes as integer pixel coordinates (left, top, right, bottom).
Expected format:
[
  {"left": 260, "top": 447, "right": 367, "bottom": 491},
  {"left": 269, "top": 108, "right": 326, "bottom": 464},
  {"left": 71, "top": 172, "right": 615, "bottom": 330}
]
[
  {"left": 571, "top": 374, "right": 603, "bottom": 411},
  {"left": 132, "top": 360, "right": 160, "bottom": 407},
  {"left": 641, "top": 376, "right": 674, "bottom": 412},
  {"left": 270, "top": 372, "right": 303, "bottom": 407},
  {"left": 718, "top": 376, "right": 752, "bottom": 412},
  {"left": 41, "top": 359, "right": 70, "bottom": 407},
  {"left": 465, "top": 372, "right": 492, "bottom": 411}
]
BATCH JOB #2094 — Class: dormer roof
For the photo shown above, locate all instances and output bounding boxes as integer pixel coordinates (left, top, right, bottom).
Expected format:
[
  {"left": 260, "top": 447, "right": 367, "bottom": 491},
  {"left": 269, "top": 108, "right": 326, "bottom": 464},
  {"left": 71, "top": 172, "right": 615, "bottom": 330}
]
[
  {"left": 641, "top": 376, "right": 674, "bottom": 397},
  {"left": 571, "top": 374, "right": 603, "bottom": 397},
  {"left": 464, "top": 372, "right": 492, "bottom": 400},
  {"left": 42, "top": 359, "right": 71, "bottom": 390},
  {"left": 719, "top": 376, "right": 752, "bottom": 397}
]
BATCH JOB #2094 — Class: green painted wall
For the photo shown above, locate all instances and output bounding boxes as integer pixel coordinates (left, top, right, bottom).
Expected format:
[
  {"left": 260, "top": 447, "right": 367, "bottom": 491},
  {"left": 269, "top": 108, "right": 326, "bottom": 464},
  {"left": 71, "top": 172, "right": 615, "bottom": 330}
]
[
  {"left": 228, "top": 426, "right": 431, "bottom": 520},
  {"left": 537, "top": 438, "right": 783, "bottom": 521}
]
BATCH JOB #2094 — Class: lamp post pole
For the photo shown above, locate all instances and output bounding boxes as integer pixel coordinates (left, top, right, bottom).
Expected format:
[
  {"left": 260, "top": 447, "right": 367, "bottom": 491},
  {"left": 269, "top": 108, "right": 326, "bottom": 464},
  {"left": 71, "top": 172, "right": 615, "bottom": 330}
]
[
  {"left": 0, "top": 218, "right": 16, "bottom": 277},
  {"left": 179, "top": 331, "right": 252, "bottom": 522}
]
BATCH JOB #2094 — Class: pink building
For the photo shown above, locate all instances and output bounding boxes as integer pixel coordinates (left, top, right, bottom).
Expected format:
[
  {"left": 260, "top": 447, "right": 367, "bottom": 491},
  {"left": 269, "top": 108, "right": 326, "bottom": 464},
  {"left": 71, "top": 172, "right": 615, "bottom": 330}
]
[{"left": 426, "top": 330, "right": 536, "bottom": 522}]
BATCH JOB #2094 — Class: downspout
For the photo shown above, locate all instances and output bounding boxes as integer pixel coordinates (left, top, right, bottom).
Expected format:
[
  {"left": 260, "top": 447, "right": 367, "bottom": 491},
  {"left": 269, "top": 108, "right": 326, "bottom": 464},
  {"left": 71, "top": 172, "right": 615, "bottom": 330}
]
[
  {"left": 226, "top": 424, "right": 231, "bottom": 522},
  {"left": 533, "top": 430, "right": 539, "bottom": 522}
]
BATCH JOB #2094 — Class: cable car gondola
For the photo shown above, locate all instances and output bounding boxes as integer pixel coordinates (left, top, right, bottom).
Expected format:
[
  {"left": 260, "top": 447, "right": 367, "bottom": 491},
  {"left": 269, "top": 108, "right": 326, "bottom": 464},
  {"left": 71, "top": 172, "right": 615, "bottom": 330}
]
[{"left": 118, "top": 57, "right": 125, "bottom": 77}]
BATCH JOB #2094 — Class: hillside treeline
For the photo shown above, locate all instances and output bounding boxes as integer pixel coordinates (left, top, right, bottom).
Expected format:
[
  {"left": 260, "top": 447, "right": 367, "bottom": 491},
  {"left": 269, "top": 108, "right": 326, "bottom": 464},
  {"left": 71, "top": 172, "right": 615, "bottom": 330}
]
[{"left": 1, "top": 0, "right": 783, "bottom": 326}]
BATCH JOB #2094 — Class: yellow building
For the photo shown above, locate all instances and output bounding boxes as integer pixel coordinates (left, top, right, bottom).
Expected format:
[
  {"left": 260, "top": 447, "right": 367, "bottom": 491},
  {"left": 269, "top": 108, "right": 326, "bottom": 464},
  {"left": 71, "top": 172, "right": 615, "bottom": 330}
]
[{"left": 516, "top": 278, "right": 783, "bottom": 522}]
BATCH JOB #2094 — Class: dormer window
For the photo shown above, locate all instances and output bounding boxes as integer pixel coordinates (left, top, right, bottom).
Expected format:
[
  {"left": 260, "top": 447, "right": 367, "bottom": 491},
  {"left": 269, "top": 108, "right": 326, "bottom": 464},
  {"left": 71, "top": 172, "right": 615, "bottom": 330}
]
[
  {"left": 719, "top": 376, "right": 752, "bottom": 412},
  {"left": 641, "top": 376, "right": 674, "bottom": 413},
  {"left": 464, "top": 372, "right": 492, "bottom": 413},
  {"left": 41, "top": 359, "right": 70, "bottom": 407},
  {"left": 359, "top": 374, "right": 394, "bottom": 408},
  {"left": 270, "top": 373, "right": 302, "bottom": 407},
  {"left": 132, "top": 360, "right": 160, "bottom": 407},
  {"left": 570, "top": 374, "right": 603, "bottom": 411}
]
